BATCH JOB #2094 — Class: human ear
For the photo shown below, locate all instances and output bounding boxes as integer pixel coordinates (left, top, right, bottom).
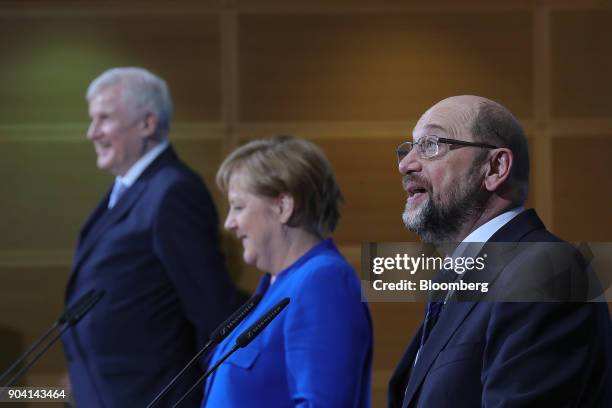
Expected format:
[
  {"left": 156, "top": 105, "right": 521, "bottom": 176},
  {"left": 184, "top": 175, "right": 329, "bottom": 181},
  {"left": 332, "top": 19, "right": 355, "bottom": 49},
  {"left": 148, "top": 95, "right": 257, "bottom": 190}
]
[
  {"left": 141, "top": 112, "right": 158, "bottom": 139},
  {"left": 277, "top": 194, "right": 295, "bottom": 224},
  {"left": 484, "top": 148, "right": 513, "bottom": 192}
]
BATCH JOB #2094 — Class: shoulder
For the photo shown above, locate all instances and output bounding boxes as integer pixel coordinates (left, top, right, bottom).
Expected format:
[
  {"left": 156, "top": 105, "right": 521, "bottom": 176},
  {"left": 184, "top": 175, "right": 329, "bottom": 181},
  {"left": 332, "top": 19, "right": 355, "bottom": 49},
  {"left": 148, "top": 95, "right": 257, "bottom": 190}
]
[
  {"left": 151, "top": 156, "right": 206, "bottom": 189},
  {"left": 284, "top": 245, "right": 363, "bottom": 307},
  {"left": 145, "top": 155, "right": 212, "bottom": 203},
  {"left": 298, "top": 246, "right": 357, "bottom": 284}
]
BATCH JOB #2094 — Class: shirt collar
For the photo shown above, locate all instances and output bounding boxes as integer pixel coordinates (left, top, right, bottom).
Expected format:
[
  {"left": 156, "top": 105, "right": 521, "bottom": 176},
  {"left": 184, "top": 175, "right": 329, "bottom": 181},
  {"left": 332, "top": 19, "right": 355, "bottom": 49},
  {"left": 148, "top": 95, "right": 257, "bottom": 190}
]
[
  {"left": 116, "top": 140, "right": 169, "bottom": 187},
  {"left": 463, "top": 206, "right": 525, "bottom": 243},
  {"left": 451, "top": 206, "right": 525, "bottom": 259}
]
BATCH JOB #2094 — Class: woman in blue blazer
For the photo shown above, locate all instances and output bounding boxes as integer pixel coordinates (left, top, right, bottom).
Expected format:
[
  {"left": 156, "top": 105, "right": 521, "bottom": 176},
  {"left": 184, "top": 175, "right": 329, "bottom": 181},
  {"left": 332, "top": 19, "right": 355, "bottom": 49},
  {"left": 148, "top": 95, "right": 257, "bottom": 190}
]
[{"left": 202, "top": 135, "right": 372, "bottom": 407}]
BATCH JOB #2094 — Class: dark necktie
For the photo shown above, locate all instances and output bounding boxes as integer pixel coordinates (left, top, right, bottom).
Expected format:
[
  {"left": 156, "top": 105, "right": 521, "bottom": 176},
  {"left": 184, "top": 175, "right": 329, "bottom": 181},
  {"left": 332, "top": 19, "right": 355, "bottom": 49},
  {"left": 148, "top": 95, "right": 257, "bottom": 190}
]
[
  {"left": 418, "top": 267, "right": 455, "bottom": 349},
  {"left": 420, "top": 300, "right": 443, "bottom": 347}
]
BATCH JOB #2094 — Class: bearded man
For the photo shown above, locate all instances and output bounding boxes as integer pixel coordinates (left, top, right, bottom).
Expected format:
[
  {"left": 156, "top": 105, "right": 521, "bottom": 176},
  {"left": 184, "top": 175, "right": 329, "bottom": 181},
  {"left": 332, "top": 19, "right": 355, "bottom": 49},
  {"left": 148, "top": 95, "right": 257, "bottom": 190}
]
[{"left": 388, "top": 95, "right": 611, "bottom": 408}]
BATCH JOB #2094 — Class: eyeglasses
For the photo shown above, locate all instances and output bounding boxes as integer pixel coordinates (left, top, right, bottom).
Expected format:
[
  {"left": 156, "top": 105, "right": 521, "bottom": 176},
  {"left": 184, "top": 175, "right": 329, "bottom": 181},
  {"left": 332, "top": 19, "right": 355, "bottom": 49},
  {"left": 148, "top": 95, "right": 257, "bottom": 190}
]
[{"left": 396, "top": 136, "right": 499, "bottom": 162}]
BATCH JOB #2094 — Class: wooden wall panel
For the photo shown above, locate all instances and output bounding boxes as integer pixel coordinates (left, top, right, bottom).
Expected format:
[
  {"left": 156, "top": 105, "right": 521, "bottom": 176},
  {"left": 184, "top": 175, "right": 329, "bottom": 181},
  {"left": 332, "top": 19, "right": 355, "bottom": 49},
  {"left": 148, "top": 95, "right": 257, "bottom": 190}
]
[
  {"left": 0, "top": 266, "right": 68, "bottom": 374},
  {"left": 0, "top": 14, "right": 221, "bottom": 125},
  {"left": 314, "top": 137, "right": 419, "bottom": 243},
  {"left": 172, "top": 138, "right": 226, "bottom": 205},
  {"left": 0, "top": 136, "right": 223, "bottom": 250},
  {"left": 0, "top": 2, "right": 611, "bottom": 405},
  {"left": 0, "top": 138, "right": 108, "bottom": 250},
  {"left": 235, "top": 0, "right": 543, "bottom": 9},
  {"left": 239, "top": 12, "right": 533, "bottom": 121},
  {"left": 551, "top": 10, "right": 612, "bottom": 118},
  {"left": 525, "top": 135, "right": 536, "bottom": 210},
  {"left": 552, "top": 135, "right": 612, "bottom": 240},
  {"left": 172, "top": 139, "right": 250, "bottom": 283},
  {"left": 370, "top": 302, "right": 424, "bottom": 406}
]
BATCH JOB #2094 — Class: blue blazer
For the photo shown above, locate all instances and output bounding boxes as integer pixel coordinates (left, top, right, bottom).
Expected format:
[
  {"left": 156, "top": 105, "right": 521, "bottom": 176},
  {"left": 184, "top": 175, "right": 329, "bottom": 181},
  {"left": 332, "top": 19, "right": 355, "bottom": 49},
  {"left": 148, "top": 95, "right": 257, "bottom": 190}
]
[
  {"left": 62, "top": 147, "right": 240, "bottom": 408},
  {"left": 202, "top": 239, "right": 373, "bottom": 407},
  {"left": 388, "top": 209, "right": 612, "bottom": 408}
]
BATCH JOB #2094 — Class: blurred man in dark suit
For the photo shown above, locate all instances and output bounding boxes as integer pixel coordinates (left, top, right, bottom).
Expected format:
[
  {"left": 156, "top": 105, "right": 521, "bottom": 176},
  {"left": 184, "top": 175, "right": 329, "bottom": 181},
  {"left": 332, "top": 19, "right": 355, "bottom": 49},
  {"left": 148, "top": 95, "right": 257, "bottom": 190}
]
[
  {"left": 389, "top": 95, "right": 611, "bottom": 407},
  {"left": 62, "top": 67, "right": 241, "bottom": 407}
]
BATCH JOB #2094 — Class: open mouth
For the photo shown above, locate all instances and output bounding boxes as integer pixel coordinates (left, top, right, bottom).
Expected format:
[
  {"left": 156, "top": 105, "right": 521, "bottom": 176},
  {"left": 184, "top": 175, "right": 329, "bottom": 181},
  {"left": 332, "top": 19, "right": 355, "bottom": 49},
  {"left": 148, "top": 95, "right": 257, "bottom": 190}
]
[
  {"left": 408, "top": 187, "right": 426, "bottom": 197},
  {"left": 95, "top": 142, "right": 112, "bottom": 154},
  {"left": 408, "top": 185, "right": 428, "bottom": 197},
  {"left": 406, "top": 186, "right": 428, "bottom": 205}
]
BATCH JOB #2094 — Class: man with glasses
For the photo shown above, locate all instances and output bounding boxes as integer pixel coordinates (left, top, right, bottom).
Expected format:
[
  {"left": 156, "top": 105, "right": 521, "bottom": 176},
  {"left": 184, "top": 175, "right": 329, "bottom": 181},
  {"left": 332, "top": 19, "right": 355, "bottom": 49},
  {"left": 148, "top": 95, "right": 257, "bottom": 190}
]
[{"left": 388, "top": 95, "right": 611, "bottom": 407}]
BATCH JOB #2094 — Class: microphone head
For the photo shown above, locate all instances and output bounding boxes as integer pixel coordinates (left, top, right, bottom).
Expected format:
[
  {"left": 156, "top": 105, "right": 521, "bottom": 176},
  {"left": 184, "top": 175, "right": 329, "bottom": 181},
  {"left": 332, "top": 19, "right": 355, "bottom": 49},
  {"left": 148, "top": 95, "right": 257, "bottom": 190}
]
[
  {"left": 210, "top": 293, "right": 263, "bottom": 344},
  {"left": 59, "top": 289, "right": 96, "bottom": 324},
  {"left": 68, "top": 289, "right": 105, "bottom": 325},
  {"left": 235, "top": 297, "right": 290, "bottom": 348}
]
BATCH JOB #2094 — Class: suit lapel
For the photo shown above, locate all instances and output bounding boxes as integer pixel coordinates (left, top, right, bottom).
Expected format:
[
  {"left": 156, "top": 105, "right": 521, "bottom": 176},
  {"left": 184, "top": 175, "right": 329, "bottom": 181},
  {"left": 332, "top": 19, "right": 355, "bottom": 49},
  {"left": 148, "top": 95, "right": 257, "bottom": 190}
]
[
  {"left": 402, "top": 302, "right": 478, "bottom": 406},
  {"left": 397, "top": 245, "right": 512, "bottom": 406},
  {"left": 388, "top": 326, "right": 422, "bottom": 408},
  {"left": 74, "top": 186, "right": 112, "bottom": 261},
  {"left": 66, "top": 180, "right": 148, "bottom": 299},
  {"left": 70, "top": 146, "right": 179, "bottom": 275},
  {"left": 400, "top": 209, "right": 548, "bottom": 406}
]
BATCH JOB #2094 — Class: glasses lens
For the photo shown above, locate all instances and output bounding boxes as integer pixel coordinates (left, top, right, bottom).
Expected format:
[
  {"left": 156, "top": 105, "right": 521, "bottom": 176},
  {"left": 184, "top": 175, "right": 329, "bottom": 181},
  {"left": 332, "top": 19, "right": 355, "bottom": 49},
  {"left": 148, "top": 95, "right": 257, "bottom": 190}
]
[
  {"left": 397, "top": 142, "right": 412, "bottom": 163},
  {"left": 420, "top": 137, "right": 439, "bottom": 158}
]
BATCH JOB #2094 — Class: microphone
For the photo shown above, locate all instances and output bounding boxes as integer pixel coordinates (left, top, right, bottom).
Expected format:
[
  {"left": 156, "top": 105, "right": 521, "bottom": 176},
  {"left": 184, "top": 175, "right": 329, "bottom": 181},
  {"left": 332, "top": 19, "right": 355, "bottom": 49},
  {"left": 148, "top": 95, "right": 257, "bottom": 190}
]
[
  {"left": 171, "top": 297, "right": 290, "bottom": 408},
  {"left": 59, "top": 289, "right": 97, "bottom": 324},
  {"left": 146, "top": 293, "right": 263, "bottom": 408},
  {"left": 235, "top": 297, "right": 290, "bottom": 348},
  {"left": 1, "top": 289, "right": 105, "bottom": 387},
  {"left": 210, "top": 293, "right": 263, "bottom": 345},
  {"left": 0, "top": 289, "right": 99, "bottom": 386},
  {"left": 65, "top": 290, "right": 105, "bottom": 325}
]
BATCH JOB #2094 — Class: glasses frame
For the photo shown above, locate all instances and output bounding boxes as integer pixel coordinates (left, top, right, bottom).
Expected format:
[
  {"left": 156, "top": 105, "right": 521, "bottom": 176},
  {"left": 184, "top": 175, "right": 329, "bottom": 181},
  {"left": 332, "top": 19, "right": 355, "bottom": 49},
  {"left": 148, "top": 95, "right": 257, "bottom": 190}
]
[{"left": 396, "top": 136, "right": 499, "bottom": 162}]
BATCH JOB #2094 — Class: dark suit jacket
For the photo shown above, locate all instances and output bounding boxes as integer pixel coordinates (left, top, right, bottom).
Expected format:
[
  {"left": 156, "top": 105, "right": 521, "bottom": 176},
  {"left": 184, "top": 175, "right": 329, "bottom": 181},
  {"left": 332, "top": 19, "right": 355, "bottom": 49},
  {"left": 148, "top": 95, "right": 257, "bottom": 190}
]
[
  {"left": 62, "top": 147, "right": 240, "bottom": 408},
  {"left": 389, "top": 209, "right": 612, "bottom": 408}
]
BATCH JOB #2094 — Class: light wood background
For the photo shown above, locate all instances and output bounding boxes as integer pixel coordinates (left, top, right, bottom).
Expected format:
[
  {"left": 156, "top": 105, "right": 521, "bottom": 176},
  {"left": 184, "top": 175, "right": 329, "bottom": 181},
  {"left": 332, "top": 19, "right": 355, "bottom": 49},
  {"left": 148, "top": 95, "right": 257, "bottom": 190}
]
[{"left": 0, "top": 1, "right": 611, "bottom": 407}]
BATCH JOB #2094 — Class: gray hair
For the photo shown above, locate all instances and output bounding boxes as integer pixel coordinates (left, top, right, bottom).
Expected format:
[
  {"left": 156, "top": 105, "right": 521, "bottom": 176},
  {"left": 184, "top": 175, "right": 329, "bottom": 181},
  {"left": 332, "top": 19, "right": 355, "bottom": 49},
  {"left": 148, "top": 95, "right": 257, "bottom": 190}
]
[{"left": 86, "top": 67, "right": 173, "bottom": 137}]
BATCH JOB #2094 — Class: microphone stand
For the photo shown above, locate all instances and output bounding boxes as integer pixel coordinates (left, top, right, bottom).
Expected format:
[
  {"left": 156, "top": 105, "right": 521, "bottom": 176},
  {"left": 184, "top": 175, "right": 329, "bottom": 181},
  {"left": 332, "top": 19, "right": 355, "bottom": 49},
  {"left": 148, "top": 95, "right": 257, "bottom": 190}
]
[
  {"left": 146, "top": 293, "right": 263, "bottom": 408},
  {"left": 0, "top": 289, "right": 104, "bottom": 387},
  {"left": 171, "top": 345, "right": 240, "bottom": 408},
  {"left": 0, "top": 289, "right": 96, "bottom": 386},
  {"left": 2, "top": 324, "right": 73, "bottom": 387},
  {"left": 0, "top": 321, "right": 59, "bottom": 386},
  {"left": 171, "top": 297, "right": 289, "bottom": 408},
  {"left": 144, "top": 339, "right": 214, "bottom": 408}
]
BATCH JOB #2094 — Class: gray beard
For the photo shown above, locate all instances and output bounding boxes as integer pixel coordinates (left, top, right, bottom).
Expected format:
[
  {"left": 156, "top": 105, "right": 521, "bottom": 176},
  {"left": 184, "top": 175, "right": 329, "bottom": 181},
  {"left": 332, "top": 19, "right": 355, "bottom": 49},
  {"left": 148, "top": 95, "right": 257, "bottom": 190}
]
[{"left": 403, "top": 173, "right": 488, "bottom": 245}]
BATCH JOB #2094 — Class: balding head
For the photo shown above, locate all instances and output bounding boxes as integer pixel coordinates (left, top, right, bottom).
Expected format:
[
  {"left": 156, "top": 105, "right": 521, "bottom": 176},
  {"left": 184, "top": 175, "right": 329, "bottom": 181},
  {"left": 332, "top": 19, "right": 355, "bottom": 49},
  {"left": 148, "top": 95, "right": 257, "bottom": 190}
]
[
  {"left": 415, "top": 95, "right": 487, "bottom": 140},
  {"left": 416, "top": 95, "right": 529, "bottom": 205},
  {"left": 400, "top": 95, "right": 530, "bottom": 244}
]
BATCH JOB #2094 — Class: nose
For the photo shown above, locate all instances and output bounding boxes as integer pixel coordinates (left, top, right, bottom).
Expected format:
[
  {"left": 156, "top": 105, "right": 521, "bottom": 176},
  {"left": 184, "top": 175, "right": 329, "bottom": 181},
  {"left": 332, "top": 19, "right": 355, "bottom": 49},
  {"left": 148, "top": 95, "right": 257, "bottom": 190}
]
[
  {"left": 224, "top": 212, "right": 236, "bottom": 232},
  {"left": 398, "top": 146, "right": 422, "bottom": 175},
  {"left": 86, "top": 119, "right": 99, "bottom": 141}
]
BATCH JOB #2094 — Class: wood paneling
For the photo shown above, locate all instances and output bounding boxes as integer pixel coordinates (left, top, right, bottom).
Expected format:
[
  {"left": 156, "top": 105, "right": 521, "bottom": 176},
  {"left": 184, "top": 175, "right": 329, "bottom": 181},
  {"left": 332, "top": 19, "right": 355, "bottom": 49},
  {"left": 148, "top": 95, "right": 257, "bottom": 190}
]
[
  {"left": 0, "top": 266, "right": 68, "bottom": 374},
  {"left": 525, "top": 135, "right": 536, "bottom": 210},
  {"left": 0, "top": 136, "right": 223, "bottom": 250},
  {"left": 239, "top": 12, "right": 533, "bottom": 121},
  {"left": 319, "top": 137, "right": 418, "bottom": 242},
  {"left": 235, "top": 0, "right": 541, "bottom": 9},
  {"left": 551, "top": 10, "right": 612, "bottom": 118},
  {"left": 552, "top": 135, "right": 612, "bottom": 240},
  {"left": 172, "top": 138, "right": 226, "bottom": 205},
  {"left": 0, "top": 13, "right": 221, "bottom": 125},
  {"left": 0, "top": 138, "right": 108, "bottom": 250},
  {"left": 0, "top": 2, "right": 611, "bottom": 406}
]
